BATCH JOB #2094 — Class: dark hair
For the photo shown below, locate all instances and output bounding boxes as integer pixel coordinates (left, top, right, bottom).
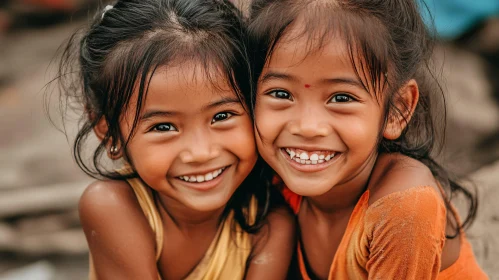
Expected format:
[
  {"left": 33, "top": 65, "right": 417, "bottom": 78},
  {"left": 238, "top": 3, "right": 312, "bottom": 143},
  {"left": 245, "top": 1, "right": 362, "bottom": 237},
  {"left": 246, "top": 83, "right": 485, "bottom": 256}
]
[
  {"left": 248, "top": 0, "right": 477, "bottom": 238},
  {"left": 58, "top": 0, "right": 275, "bottom": 232}
]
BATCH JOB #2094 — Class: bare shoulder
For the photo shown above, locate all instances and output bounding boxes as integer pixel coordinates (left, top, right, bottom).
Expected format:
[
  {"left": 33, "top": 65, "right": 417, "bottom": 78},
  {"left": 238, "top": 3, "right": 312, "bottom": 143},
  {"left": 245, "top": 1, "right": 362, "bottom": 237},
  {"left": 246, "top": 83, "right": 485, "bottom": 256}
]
[
  {"left": 79, "top": 180, "right": 135, "bottom": 209},
  {"left": 252, "top": 205, "right": 296, "bottom": 245},
  {"left": 79, "top": 180, "right": 158, "bottom": 279},
  {"left": 79, "top": 179, "right": 154, "bottom": 244},
  {"left": 79, "top": 179, "right": 145, "bottom": 227},
  {"left": 245, "top": 206, "right": 296, "bottom": 280},
  {"left": 368, "top": 153, "right": 442, "bottom": 206}
]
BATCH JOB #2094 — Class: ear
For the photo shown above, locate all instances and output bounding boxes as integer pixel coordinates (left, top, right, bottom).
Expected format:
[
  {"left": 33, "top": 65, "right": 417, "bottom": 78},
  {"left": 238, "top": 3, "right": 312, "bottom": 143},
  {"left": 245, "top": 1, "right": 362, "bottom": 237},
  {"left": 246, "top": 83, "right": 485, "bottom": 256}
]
[
  {"left": 93, "top": 117, "right": 108, "bottom": 141},
  {"left": 93, "top": 117, "right": 123, "bottom": 159},
  {"left": 383, "top": 79, "right": 419, "bottom": 140}
]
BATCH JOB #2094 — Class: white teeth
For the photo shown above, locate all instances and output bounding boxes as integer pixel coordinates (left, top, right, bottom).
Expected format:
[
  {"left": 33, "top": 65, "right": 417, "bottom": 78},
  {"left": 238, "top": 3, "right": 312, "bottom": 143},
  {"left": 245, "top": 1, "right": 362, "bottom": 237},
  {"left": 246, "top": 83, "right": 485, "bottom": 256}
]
[
  {"left": 205, "top": 173, "right": 213, "bottom": 181},
  {"left": 180, "top": 167, "right": 225, "bottom": 183},
  {"left": 284, "top": 148, "right": 337, "bottom": 165}
]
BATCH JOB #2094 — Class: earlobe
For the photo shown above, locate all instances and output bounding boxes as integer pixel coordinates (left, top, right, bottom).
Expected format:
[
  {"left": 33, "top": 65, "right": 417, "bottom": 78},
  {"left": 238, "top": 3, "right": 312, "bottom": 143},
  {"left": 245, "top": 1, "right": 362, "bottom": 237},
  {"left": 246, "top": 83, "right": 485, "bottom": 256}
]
[
  {"left": 383, "top": 79, "right": 419, "bottom": 140},
  {"left": 93, "top": 117, "right": 123, "bottom": 159}
]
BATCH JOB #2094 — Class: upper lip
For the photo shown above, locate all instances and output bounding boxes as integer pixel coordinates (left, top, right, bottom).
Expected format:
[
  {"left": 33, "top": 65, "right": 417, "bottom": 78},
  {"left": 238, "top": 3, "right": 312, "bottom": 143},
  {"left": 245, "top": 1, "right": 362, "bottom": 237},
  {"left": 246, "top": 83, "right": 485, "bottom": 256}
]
[
  {"left": 281, "top": 146, "right": 338, "bottom": 152},
  {"left": 175, "top": 165, "right": 228, "bottom": 177}
]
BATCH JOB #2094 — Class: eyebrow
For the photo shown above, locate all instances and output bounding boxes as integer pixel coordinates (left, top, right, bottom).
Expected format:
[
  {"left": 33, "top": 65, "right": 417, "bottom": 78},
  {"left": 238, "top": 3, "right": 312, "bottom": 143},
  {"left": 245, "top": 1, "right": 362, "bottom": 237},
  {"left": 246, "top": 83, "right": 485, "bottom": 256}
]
[
  {"left": 259, "top": 72, "right": 297, "bottom": 84},
  {"left": 140, "top": 97, "right": 241, "bottom": 121},
  {"left": 320, "top": 78, "right": 365, "bottom": 89},
  {"left": 203, "top": 96, "right": 241, "bottom": 111},
  {"left": 140, "top": 110, "right": 177, "bottom": 121},
  {"left": 260, "top": 71, "right": 364, "bottom": 89}
]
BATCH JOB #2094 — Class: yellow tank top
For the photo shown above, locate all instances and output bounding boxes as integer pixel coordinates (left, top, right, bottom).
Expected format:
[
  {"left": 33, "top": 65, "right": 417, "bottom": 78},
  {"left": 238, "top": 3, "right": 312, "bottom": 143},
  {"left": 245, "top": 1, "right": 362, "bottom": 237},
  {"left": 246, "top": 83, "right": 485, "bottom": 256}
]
[{"left": 88, "top": 173, "right": 256, "bottom": 280}]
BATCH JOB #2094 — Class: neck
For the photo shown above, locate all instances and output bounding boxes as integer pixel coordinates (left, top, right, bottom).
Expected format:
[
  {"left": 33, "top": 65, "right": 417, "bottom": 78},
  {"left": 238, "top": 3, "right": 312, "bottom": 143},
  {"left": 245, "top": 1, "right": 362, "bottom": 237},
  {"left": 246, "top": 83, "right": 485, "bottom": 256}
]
[
  {"left": 157, "top": 194, "right": 225, "bottom": 233},
  {"left": 304, "top": 152, "right": 378, "bottom": 215}
]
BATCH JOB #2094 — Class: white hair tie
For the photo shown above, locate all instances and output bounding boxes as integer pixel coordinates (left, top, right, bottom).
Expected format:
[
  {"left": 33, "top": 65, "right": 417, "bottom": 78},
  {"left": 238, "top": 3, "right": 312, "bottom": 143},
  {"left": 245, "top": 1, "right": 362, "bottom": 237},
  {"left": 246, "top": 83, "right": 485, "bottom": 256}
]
[{"left": 101, "top": 5, "right": 114, "bottom": 19}]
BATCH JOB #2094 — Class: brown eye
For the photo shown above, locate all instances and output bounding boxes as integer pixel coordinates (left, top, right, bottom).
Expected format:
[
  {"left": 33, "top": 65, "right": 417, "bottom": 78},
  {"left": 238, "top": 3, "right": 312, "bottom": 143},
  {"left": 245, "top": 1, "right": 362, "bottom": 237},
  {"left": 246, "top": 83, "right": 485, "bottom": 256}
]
[
  {"left": 329, "top": 94, "right": 353, "bottom": 103},
  {"left": 269, "top": 90, "right": 292, "bottom": 100},
  {"left": 212, "top": 112, "right": 233, "bottom": 123},
  {"left": 152, "top": 123, "right": 177, "bottom": 132}
]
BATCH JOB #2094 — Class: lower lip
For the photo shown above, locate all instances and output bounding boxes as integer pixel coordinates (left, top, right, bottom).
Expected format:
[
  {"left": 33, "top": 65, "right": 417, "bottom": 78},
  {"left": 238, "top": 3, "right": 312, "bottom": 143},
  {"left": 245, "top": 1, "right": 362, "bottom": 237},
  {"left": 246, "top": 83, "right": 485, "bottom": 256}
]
[
  {"left": 280, "top": 149, "right": 339, "bottom": 173},
  {"left": 176, "top": 166, "right": 230, "bottom": 191}
]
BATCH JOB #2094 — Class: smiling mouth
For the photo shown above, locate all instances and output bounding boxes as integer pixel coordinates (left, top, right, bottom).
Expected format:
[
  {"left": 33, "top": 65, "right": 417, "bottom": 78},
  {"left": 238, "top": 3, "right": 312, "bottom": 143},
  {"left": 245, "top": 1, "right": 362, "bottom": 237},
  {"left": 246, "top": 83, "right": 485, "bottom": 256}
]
[
  {"left": 177, "top": 166, "right": 228, "bottom": 183},
  {"left": 282, "top": 148, "right": 337, "bottom": 165}
]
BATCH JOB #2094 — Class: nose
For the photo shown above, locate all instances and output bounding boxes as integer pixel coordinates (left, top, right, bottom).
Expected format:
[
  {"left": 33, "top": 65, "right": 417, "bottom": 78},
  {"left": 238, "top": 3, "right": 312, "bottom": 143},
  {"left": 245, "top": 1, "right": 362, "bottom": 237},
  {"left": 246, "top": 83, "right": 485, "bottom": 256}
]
[
  {"left": 179, "top": 129, "right": 221, "bottom": 164},
  {"left": 287, "top": 105, "right": 332, "bottom": 138}
]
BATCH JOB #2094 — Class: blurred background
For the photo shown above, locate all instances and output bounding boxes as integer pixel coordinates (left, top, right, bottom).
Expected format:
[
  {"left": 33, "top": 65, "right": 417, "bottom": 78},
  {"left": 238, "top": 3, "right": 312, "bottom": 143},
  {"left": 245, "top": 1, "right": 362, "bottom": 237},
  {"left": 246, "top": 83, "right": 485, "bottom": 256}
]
[{"left": 0, "top": 0, "right": 498, "bottom": 279}]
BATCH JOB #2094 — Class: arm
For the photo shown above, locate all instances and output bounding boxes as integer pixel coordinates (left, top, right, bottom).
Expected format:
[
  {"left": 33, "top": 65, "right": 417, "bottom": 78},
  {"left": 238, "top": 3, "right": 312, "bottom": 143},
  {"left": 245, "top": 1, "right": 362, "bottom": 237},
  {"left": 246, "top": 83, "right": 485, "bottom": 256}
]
[
  {"left": 365, "top": 186, "right": 447, "bottom": 280},
  {"left": 245, "top": 206, "right": 296, "bottom": 280},
  {"left": 79, "top": 180, "right": 159, "bottom": 280}
]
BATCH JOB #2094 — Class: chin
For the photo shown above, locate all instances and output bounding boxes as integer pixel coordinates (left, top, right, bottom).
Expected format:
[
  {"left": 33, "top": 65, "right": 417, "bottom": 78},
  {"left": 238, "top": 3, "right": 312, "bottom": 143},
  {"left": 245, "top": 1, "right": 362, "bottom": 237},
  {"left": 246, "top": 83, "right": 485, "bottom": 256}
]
[
  {"left": 281, "top": 176, "right": 334, "bottom": 197},
  {"left": 186, "top": 195, "right": 230, "bottom": 212}
]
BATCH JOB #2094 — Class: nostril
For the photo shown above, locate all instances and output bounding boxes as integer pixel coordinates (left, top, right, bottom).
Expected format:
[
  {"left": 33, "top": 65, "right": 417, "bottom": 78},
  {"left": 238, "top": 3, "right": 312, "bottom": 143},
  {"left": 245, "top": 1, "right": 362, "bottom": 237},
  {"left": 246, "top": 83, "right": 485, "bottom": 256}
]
[{"left": 291, "top": 124, "right": 331, "bottom": 138}]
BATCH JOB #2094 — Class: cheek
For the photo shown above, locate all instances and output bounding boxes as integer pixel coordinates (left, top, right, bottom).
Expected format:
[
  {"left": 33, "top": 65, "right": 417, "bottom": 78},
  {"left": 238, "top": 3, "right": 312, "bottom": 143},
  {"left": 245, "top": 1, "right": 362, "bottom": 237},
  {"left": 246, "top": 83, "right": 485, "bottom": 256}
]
[
  {"left": 254, "top": 104, "right": 283, "bottom": 144},
  {"left": 126, "top": 140, "right": 174, "bottom": 177},
  {"left": 338, "top": 112, "right": 382, "bottom": 152},
  {"left": 230, "top": 118, "right": 257, "bottom": 162}
]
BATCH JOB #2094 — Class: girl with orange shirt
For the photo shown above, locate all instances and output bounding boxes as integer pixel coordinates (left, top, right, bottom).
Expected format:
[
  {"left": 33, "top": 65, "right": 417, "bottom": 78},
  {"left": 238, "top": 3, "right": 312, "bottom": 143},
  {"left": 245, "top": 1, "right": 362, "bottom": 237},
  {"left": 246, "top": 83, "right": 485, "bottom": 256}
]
[{"left": 248, "top": 0, "right": 487, "bottom": 279}]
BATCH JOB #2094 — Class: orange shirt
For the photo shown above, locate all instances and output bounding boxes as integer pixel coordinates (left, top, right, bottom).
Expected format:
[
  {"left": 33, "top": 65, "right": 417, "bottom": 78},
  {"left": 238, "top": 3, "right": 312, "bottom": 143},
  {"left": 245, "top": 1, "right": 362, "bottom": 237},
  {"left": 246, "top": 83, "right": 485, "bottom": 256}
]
[{"left": 280, "top": 185, "right": 488, "bottom": 279}]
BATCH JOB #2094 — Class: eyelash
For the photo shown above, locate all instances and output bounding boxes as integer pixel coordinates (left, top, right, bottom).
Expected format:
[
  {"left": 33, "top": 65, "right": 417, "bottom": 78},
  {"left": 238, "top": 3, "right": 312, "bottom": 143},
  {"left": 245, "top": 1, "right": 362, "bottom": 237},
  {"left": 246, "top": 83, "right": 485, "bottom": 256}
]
[
  {"left": 268, "top": 90, "right": 356, "bottom": 103},
  {"left": 151, "top": 123, "right": 177, "bottom": 132},
  {"left": 212, "top": 111, "right": 235, "bottom": 123},
  {"left": 329, "top": 93, "right": 356, "bottom": 103},
  {"left": 268, "top": 90, "right": 293, "bottom": 100},
  {"left": 148, "top": 111, "right": 237, "bottom": 133}
]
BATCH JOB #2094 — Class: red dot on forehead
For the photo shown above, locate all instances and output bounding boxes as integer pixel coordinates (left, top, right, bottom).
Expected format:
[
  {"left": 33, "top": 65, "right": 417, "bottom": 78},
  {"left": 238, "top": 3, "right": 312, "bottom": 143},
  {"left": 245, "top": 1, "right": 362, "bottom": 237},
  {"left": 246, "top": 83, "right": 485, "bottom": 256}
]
[{"left": 304, "top": 84, "right": 311, "bottom": 88}]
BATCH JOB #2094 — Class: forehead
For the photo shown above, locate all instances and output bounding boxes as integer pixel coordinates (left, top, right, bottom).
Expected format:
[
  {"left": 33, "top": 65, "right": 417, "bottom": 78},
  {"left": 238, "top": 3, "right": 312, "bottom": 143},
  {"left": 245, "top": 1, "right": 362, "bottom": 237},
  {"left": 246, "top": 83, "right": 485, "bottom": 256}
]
[
  {"left": 136, "top": 60, "right": 237, "bottom": 111},
  {"left": 272, "top": 28, "right": 349, "bottom": 65},
  {"left": 163, "top": 64, "right": 230, "bottom": 99},
  {"left": 264, "top": 21, "right": 356, "bottom": 77},
  {"left": 165, "top": 59, "right": 224, "bottom": 82}
]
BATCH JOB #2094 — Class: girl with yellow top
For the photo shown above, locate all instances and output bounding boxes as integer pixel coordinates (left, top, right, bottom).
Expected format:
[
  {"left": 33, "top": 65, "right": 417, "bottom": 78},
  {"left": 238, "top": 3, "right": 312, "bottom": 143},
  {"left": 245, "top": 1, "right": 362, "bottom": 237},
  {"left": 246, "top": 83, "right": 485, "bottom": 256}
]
[{"left": 57, "top": 0, "right": 295, "bottom": 279}]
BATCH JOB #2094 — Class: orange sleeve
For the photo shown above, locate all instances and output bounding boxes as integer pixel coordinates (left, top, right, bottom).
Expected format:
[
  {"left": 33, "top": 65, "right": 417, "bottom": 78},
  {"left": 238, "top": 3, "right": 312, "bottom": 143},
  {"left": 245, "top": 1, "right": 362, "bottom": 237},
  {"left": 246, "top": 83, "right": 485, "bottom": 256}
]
[{"left": 364, "top": 186, "right": 446, "bottom": 280}]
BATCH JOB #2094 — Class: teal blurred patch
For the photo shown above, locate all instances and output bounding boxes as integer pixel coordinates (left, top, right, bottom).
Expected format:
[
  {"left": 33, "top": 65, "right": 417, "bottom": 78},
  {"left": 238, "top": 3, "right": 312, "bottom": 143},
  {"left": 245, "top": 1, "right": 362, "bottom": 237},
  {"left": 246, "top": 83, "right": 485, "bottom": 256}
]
[{"left": 418, "top": 0, "right": 499, "bottom": 39}]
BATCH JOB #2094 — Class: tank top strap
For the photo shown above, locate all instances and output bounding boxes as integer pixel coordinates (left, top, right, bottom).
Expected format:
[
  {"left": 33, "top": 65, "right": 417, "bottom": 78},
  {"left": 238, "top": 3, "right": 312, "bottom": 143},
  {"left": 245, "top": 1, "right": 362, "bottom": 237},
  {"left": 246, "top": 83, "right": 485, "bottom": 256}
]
[
  {"left": 119, "top": 166, "right": 164, "bottom": 261},
  {"left": 186, "top": 196, "right": 257, "bottom": 279}
]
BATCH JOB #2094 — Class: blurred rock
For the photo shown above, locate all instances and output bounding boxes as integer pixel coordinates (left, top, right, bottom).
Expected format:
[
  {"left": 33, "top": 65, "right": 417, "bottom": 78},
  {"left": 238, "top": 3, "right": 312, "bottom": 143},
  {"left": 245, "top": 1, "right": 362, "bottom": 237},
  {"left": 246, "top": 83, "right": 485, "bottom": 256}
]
[
  {"left": 17, "top": 210, "right": 80, "bottom": 234},
  {"left": 0, "top": 182, "right": 88, "bottom": 218},
  {"left": 0, "top": 260, "right": 55, "bottom": 280},
  {"left": 455, "top": 160, "right": 499, "bottom": 278},
  {"left": 434, "top": 43, "right": 499, "bottom": 176}
]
